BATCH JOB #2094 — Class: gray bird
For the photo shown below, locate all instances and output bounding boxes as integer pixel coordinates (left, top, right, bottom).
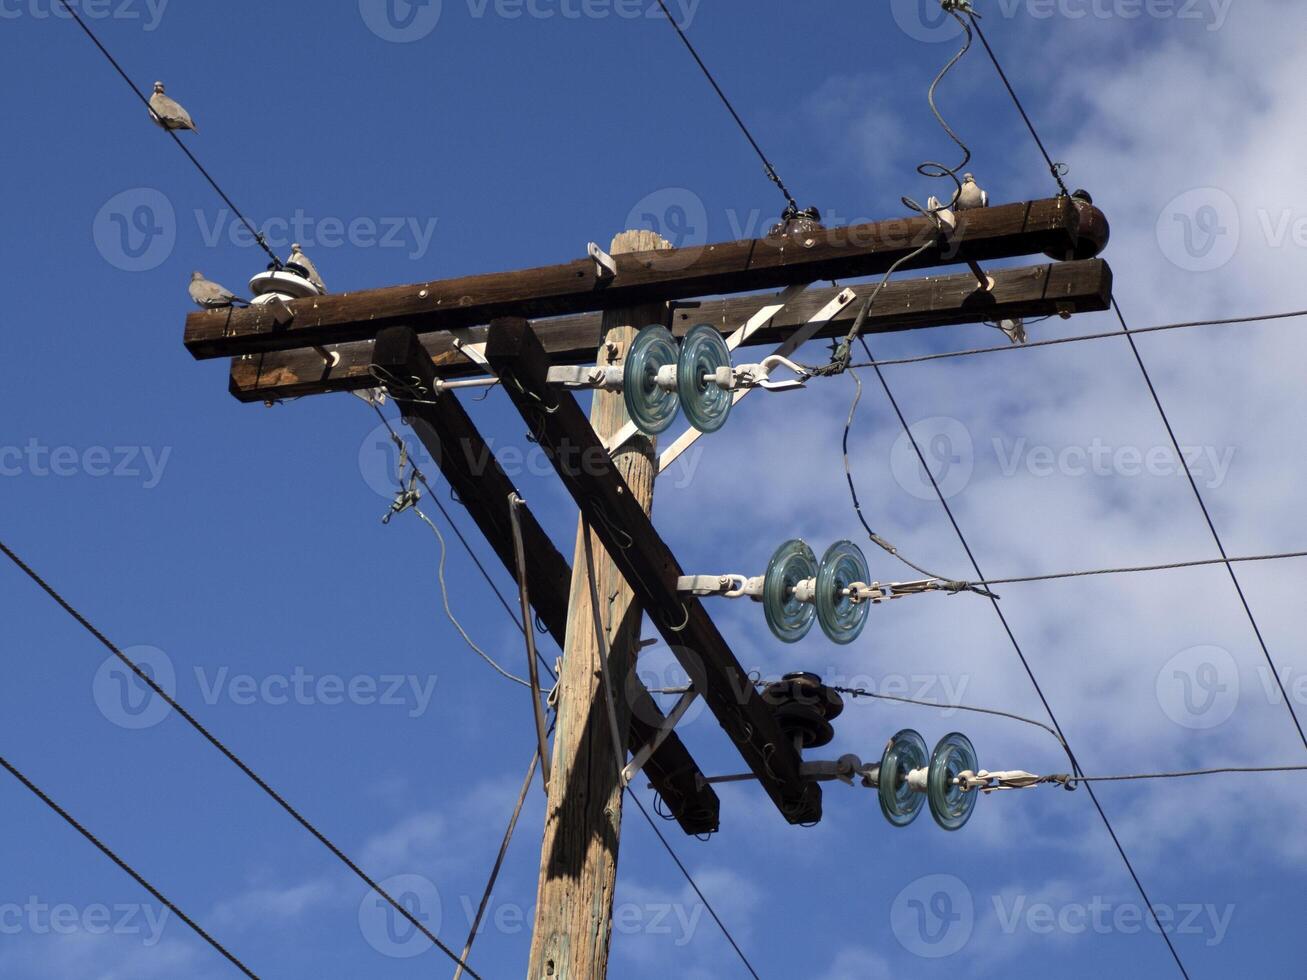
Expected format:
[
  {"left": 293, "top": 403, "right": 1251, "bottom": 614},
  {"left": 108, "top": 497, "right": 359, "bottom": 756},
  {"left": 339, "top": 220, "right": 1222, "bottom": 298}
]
[
  {"left": 995, "top": 318, "right": 1027, "bottom": 344},
  {"left": 954, "top": 173, "right": 989, "bottom": 210},
  {"left": 189, "top": 271, "right": 246, "bottom": 309},
  {"left": 286, "top": 243, "right": 326, "bottom": 292},
  {"left": 149, "top": 82, "right": 197, "bottom": 133}
]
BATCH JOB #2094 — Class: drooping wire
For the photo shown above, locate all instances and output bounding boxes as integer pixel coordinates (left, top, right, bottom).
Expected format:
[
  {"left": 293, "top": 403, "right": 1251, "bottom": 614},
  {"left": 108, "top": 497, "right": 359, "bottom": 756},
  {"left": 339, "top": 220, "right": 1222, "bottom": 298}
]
[
  {"left": 626, "top": 788, "right": 762, "bottom": 980},
  {"left": 0, "top": 754, "right": 260, "bottom": 979},
  {"left": 814, "top": 4, "right": 977, "bottom": 376},
  {"left": 411, "top": 506, "right": 532, "bottom": 688},
  {"left": 845, "top": 306, "right": 1307, "bottom": 370},
  {"left": 0, "top": 538, "right": 483, "bottom": 979},
  {"left": 367, "top": 402, "right": 557, "bottom": 676},
  {"left": 829, "top": 683, "right": 1068, "bottom": 753},
  {"left": 862, "top": 338, "right": 1192, "bottom": 980},
  {"left": 53, "top": 0, "right": 281, "bottom": 267},
  {"left": 1111, "top": 298, "right": 1307, "bottom": 751},
  {"left": 650, "top": 0, "right": 804, "bottom": 218}
]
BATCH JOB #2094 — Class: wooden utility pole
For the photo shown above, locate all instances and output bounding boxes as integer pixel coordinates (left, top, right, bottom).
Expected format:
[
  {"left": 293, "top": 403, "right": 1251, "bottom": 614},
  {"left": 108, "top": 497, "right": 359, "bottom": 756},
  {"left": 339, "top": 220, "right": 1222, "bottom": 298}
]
[{"left": 527, "top": 230, "right": 668, "bottom": 979}]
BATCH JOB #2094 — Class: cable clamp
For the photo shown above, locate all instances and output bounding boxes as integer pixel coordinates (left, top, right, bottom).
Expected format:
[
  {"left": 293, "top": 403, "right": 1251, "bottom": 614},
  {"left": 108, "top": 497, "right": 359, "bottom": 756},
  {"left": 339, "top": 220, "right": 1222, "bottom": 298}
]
[{"left": 382, "top": 471, "right": 421, "bottom": 525}]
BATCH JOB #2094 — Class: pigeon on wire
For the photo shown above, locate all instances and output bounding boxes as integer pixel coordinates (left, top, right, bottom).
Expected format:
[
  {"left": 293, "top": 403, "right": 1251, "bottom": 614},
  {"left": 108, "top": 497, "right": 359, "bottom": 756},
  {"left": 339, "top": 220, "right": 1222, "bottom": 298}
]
[
  {"left": 994, "top": 318, "right": 1027, "bottom": 344},
  {"left": 149, "top": 82, "right": 198, "bottom": 133},
  {"left": 953, "top": 173, "right": 989, "bottom": 210},
  {"left": 189, "top": 271, "right": 248, "bottom": 309},
  {"left": 285, "top": 243, "right": 326, "bottom": 292}
]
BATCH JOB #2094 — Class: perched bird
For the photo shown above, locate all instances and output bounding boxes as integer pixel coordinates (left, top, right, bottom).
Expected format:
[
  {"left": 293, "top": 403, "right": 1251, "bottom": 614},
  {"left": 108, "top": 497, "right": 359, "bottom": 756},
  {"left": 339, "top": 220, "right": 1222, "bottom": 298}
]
[
  {"left": 286, "top": 243, "right": 326, "bottom": 292},
  {"left": 995, "top": 318, "right": 1027, "bottom": 344},
  {"left": 954, "top": 173, "right": 988, "bottom": 210},
  {"left": 149, "top": 82, "right": 197, "bottom": 133},
  {"left": 350, "top": 388, "right": 388, "bottom": 408},
  {"left": 188, "top": 271, "right": 247, "bottom": 309}
]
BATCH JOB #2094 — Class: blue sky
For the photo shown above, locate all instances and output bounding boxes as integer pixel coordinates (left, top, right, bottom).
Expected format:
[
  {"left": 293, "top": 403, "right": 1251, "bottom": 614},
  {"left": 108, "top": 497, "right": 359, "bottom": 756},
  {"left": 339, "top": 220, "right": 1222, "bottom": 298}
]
[{"left": 1, "top": 1, "right": 1304, "bottom": 977}]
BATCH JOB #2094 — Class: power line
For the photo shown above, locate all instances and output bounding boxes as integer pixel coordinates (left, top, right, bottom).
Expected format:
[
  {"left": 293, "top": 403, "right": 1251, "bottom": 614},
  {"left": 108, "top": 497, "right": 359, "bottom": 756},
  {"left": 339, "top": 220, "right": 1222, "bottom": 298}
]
[
  {"left": 0, "top": 754, "right": 259, "bottom": 979},
  {"left": 970, "top": 549, "right": 1307, "bottom": 589},
  {"left": 846, "top": 307, "right": 1307, "bottom": 370},
  {"left": 959, "top": 0, "right": 1307, "bottom": 756},
  {"left": 626, "top": 788, "right": 762, "bottom": 980},
  {"left": 967, "top": 12, "right": 1071, "bottom": 198},
  {"left": 1111, "top": 298, "right": 1307, "bottom": 750},
  {"left": 650, "top": 0, "right": 803, "bottom": 217},
  {"left": 0, "top": 538, "right": 483, "bottom": 979},
  {"left": 53, "top": 0, "right": 281, "bottom": 267},
  {"left": 863, "top": 335, "right": 1193, "bottom": 980}
]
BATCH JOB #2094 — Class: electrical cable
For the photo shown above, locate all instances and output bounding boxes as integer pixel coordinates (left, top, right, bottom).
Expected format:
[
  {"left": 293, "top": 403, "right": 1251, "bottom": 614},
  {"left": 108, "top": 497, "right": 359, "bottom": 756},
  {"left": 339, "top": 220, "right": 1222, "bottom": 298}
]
[
  {"left": 626, "top": 788, "right": 762, "bottom": 980},
  {"left": 863, "top": 335, "right": 1192, "bottom": 980},
  {"left": 1111, "top": 298, "right": 1307, "bottom": 750},
  {"left": 0, "top": 538, "right": 482, "bottom": 979},
  {"left": 846, "top": 307, "right": 1307, "bottom": 370},
  {"left": 53, "top": 0, "right": 281, "bottom": 268},
  {"left": 0, "top": 754, "right": 260, "bottom": 979},
  {"left": 650, "top": 0, "right": 804, "bottom": 217}
]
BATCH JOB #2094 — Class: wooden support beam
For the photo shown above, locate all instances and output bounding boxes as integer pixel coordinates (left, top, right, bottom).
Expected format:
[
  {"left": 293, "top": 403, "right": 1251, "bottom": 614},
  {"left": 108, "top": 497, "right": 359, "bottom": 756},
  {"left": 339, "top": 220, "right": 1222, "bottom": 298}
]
[
  {"left": 229, "top": 258, "right": 1113, "bottom": 402},
  {"left": 485, "top": 315, "right": 821, "bottom": 825},
  {"left": 371, "top": 326, "right": 719, "bottom": 835},
  {"left": 188, "top": 198, "right": 1083, "bottom": 360}
]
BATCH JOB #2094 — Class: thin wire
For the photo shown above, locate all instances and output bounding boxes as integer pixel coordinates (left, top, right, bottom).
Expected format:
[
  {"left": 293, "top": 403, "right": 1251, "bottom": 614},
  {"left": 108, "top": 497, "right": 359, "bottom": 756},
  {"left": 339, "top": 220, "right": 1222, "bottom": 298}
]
[
  {"left": 967, "top": 12, "right": 1071, "bottom": 198},
  {"left": 846, "top": 307, "right": 1307, "bottom": 370},
  {"left": 0, "top": 538, "right": 482, "bottom": 979},
  {"left": 412, "top": 507, "right": 532, "bottom": 688},
  {"left": 650, "top": 0, "right": 800, "bottom": 215},
  {"left": 864, "top": 339, "right": 1193, "bottom": 980},
  {"left": 970, "top": 550, "right": 1307, "bottom": 588},
  {"left": 452, "top": 745, "right": 542, "bottom": 980},
  {"left": 53, "top": 0, "right": 281, "bottom": 267},
  {"left": 626, "top": 789, "right": 762, "bottom": 980},
  {"left": 1069, "top": 765, "right": 1307, "bottom": 785},
  {"left": 830, "top": 685, "right": 1068, "bottom": 753},
  {"left": 368, "top": 402, "right": 557, "bottom": 678},
  {"left": 1111, "top": 298, "right": 1307, "bottom": 750},
  {"left": 0, "top": 754, "right": 259, "bottom": 979}
]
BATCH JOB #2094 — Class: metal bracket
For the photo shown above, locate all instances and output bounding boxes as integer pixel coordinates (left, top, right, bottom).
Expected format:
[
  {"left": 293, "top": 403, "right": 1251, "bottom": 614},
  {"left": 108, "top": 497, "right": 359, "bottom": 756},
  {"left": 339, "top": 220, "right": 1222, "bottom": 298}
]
[
  {"left": 588, "top": 242, "right": 618, "bottom": 283},
  {"left": 658, "top": 287, "right": 857, "bottom": 472},
  {"left": 676, "top": 574, "right": 764, "bottom": 599},
  {"left": 448, "top": 329, "right": 492, "bottom": 372},
  {"left": 546, "top": 364, "right": 624, "bottom": 390},
  {"left": 622, "top": 688, "right": 700, "bottom": 785}
]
